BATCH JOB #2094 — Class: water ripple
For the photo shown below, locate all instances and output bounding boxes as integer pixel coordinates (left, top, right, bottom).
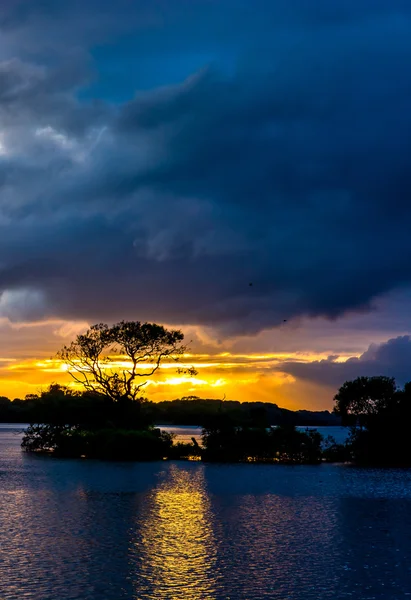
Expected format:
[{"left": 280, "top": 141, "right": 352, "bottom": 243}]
[{"left": 1, "top": 426, "right": 411, "bottom": 599}]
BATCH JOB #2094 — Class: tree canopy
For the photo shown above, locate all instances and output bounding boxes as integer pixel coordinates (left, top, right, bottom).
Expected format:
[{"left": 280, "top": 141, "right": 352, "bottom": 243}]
[
  {"left": 333, "top": 376, "right": 396, "bottom": 425},
  {"left": 57, "top": 321, "right": 196, "bottom": 403},
  {"left": 333, "top": 375, "right": 411, "bottom": 465}
]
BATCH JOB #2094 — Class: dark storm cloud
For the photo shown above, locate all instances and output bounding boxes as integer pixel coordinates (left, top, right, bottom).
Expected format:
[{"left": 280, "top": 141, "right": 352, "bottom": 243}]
[
  {"left": 280, "top": 336, "right": 411, "bottom": 388},
  {"left": 0, "top": 0, "right": 411, "bottom": 332}
]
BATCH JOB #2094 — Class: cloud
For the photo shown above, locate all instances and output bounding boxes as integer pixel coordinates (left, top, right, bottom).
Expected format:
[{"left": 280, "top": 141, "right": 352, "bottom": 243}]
[
  {"left": 0, "top": 1, "right": 410, "bottom": 334},
  {"left": 280, "top": 335, "right": 411, "bottom": 388},
  {"left": 0, "top": 288, "right": 47, "bottom": 322}
]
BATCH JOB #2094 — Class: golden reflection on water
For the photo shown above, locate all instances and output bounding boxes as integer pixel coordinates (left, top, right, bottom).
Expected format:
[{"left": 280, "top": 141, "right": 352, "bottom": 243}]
[{"left": 134, "top": 465, "right": 218, "bottom": 600}]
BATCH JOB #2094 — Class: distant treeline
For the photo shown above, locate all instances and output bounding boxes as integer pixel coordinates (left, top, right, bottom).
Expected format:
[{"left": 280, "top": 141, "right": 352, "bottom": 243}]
[
  {"left": 148, "top": 397, "right": 341, "bottom": 427},
  {"left": 0, "top": 389, "right": 341, "bottom": 427}
]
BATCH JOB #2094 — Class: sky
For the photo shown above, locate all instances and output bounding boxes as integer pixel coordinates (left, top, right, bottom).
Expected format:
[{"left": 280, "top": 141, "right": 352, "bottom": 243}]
[{"left": 1, "top": 0, "right": 411, "bottom": 409}]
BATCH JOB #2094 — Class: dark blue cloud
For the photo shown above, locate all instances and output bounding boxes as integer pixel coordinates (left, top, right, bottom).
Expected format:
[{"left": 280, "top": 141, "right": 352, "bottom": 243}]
[
  {"left": 0, "top": 1, "right": 410, "bottom": 334},
  {"left": 280, "top": 336, "right": 411, "bottom": 388}
]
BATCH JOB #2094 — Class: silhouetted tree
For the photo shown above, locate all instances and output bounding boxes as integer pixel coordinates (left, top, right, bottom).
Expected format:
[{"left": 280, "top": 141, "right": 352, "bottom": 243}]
[
  {"left": 24, "top": 383, "right": 113, "bottom": 428},
  {"left": 22, "top": 422, "right": 174, "bottom": 460},
  {"left": 334, "top": 376, "right": 411, "bottom": 465},
  {"left": 57, "top": 321, "right": 196, "bottom": 404},
  {"left": 333, "top": 376, "right": 396, "bottom": 426},
  {"left": 201, "top": 419, "right": 324, "bottom": 464}
]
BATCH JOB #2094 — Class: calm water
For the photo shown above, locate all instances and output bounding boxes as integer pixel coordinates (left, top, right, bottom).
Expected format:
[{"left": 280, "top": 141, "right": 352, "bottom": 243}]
[{"left": 1, "top": 424, "right": 411, "bottom": 599}]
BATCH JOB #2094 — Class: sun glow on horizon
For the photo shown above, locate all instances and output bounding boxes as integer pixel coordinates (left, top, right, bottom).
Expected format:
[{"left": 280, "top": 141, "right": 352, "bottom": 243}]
[
  {"left": 0, "top": 346, "right": 348, "bottom": 409},
  {"left": 0, "top": 313, "right": 364, "bottom": 409}
]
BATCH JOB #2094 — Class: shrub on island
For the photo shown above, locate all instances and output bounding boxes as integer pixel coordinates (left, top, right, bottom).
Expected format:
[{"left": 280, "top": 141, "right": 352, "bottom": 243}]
[
  {"left": 22, "top": 424, "right": 174, "bottom": 461},
  {"left": 201, "top": 419, "right": 325, "bottom": 464}
]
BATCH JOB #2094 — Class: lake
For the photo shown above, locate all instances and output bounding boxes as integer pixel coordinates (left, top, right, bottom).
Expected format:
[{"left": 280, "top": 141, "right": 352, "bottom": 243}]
[{"left": 1, "top": 423, "right": 411, "bottom": 599}]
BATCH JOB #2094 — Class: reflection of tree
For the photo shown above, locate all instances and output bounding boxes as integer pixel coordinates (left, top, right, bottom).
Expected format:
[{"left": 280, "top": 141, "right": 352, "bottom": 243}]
[{"left": 131, "top": 464, "right": 218, "bottom": 600}]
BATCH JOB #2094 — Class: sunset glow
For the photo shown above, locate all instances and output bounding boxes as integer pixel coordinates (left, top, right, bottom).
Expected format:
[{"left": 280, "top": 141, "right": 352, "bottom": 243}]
[
  {"left": 0, "top": 317, "right": 366, "bottom": 410},
  {"left": 0, "top": 308, "right": 407, "bottom": 411}
]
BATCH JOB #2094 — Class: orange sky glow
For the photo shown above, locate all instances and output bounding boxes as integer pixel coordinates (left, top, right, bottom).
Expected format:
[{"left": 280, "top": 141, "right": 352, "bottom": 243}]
[
  {"left": 0, "top": 313, "right": 398, "bottom": 410},
  {"left": 0, "top": 335, "right": 354, "bottom": 412},
  {"left": 0, "top": 353, "right": 335, "bottom": 410}
]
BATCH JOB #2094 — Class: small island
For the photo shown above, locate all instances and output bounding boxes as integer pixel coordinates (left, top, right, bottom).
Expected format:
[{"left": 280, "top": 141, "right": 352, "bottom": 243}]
[{"left": 8, "top": 320, "right": 407, "bottom": 467}]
